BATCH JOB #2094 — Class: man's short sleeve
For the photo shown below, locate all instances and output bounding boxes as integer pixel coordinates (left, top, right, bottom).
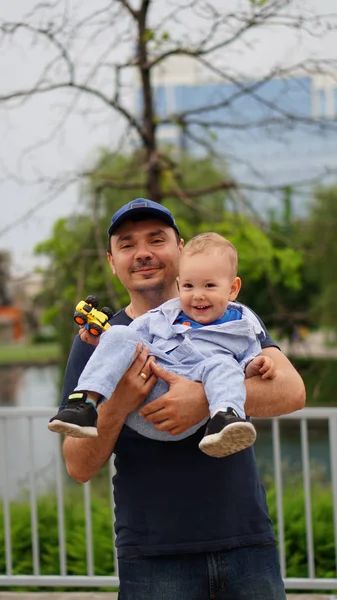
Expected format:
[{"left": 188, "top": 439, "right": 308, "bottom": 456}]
[
  {"left": 60, "top": 335, "right": 96, "bottom": 409},
  {"left": 246, "top": 307, "right": 280, "bottom": 350}
]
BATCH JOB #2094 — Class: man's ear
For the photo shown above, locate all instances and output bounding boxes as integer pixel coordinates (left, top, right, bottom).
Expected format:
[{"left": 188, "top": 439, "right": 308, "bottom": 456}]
[
  {"left": 107, "top": 252, "right": 117, "bottom": 275},
  {"left": 229, "top": 277, "right": 242, "bottom": 301}
]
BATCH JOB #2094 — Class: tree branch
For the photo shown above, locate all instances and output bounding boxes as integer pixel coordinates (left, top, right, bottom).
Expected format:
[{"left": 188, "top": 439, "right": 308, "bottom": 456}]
[
  {"left": 0, "top": 82, "right": 146, "bottom": 142},
  {"left": 117, "top": 0, "right": 138, "bottom": 20}
]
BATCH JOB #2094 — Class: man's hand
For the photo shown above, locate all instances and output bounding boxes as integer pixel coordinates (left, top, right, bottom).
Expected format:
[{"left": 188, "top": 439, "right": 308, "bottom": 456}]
[
  {"left": 245, "top": 355, "right": 276, "bottom": 380},
  {"left": 113, "top": 343, "right": 159, "bottom": 416},
  {"left": 78, "top": 326, "right": 100, "bottom": 346},
  {"left": 138, "top": 361, "right": 209, "bottom": 436}
]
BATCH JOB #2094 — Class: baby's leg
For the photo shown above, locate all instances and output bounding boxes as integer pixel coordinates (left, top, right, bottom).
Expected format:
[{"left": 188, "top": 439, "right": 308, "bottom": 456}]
[
  {"left": 75, "top": 325, "right": 144, "bottom": 400},
  {"left": 48, "top": 389, "right": 100, "bottom": 438},
  {"left": 198, "top": 355, "right": 256, "bottom": 458},
  {"left": 48, "top": 326, "right": 144, "bottom": 438}
]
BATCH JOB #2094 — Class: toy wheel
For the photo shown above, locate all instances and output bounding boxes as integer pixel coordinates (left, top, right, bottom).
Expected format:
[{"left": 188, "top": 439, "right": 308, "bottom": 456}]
[
  {"left": 87, "top": 323, "right": 103, "bottom": 337},
  {"left": 74, "top": 312, "right": 88, "bottom": 326},
  {"left": 101, "top": 307, "right": 114, "bottom": 320},
  {"left": 85, "top": 295, "right": 99, "bottom": 309}
]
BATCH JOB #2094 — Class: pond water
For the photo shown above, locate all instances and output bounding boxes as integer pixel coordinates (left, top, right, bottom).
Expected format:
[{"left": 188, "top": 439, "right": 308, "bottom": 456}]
[
  {"left": 0, "top": 365, "right": 61, "bottom": 499},
  {"left": 0, "top": 365, "right": 331, "bottom": 499}
]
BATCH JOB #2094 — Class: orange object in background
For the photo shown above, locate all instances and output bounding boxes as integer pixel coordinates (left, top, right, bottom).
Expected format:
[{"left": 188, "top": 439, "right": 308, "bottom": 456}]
[{"left": 0, "top": 306, "right": 23, "bottom": 339}]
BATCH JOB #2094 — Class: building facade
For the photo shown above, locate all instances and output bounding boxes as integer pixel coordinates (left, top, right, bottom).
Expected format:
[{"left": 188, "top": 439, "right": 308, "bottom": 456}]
[{"left": 137, "top": 56, "right": 337, "bottom": 216}]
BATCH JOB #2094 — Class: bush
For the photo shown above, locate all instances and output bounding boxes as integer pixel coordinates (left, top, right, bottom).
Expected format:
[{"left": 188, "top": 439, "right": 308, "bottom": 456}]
[
  {"left": 0, "top": 492, "right": 115, "bottom": 577},
  {"left": 267, "top": 482, "right": 336, "bottom": 578},
  {"left": 0, "top": 482, "right": 336, "bottom": 584}
]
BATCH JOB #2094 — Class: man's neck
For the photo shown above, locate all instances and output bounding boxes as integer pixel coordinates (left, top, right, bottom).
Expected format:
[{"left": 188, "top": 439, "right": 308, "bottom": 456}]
[{"left": 126, "top": 288, "right": 178, "bottom": 319}]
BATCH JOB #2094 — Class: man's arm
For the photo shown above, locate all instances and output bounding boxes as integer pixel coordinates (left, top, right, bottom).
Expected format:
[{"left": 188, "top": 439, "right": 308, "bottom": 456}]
[
  {"left": 62, "top": 344, "right": 158, "bottom": 482},
  {"left": 244, "top": 346, "right": 305, "bottom": 417},
  {"left": 140, "top": 347, "right": 305, "bottom": 435},
  {"left": 63, "top": 398, "right": 127, "bottom": 483}
]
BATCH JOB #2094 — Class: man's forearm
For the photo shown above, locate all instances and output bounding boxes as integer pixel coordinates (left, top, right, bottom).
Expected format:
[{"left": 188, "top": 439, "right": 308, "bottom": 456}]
[
  {"left": 244, "top": 347, "right": 306, "bottom": 418},
  {"left": 62, "top": 398, "right": 127, "bottom": 483},
  {"left": 62, "top": 342, "right": 160, "bottom": 481}
]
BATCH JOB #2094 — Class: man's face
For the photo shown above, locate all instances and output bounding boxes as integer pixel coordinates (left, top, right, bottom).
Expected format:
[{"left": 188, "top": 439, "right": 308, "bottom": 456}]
[
  {"left": 178, "top": 251, "right": 241, "bottom": 325},
  {"left": 108, "top": 218, "right": 183, "bottom": 295}
]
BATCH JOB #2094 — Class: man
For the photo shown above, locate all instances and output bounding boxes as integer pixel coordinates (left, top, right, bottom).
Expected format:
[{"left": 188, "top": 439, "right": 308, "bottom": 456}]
[{"left": 61, "top": 198, "right": 305, "bottom": 599}]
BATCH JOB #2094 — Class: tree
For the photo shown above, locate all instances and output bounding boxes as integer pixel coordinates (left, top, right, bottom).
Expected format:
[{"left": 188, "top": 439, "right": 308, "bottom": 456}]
[
  {"left": 2, "top": 0, "right": 335, "bottom": 358},
  {"left": 34, "top": 150, "right": 305, "bottom": 360},
  {"left": 1, "top": 0, "right": 337, "bottom": 209}
]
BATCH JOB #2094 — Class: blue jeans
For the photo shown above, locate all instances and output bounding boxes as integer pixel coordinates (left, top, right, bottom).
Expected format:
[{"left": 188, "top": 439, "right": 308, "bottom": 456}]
[{"left": 118, "top": 543, "right": 286, "bottom": 599}]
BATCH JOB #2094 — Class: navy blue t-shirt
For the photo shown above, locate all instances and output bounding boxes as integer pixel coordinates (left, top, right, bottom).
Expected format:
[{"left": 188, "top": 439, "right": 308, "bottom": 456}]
[{"left": 61, "top": 307, "right": 278, "bottom": 557}]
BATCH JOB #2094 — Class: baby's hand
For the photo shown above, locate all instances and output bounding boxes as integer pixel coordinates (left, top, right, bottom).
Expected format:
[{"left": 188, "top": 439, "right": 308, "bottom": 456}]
[{"left": 245, "top": 355, "right": 276, "bottom": 380}]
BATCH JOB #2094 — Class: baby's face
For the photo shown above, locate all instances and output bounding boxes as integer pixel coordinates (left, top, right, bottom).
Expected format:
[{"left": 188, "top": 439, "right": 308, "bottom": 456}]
[{"left": 178, "top": 251, "right": 241, "bottom": 325}]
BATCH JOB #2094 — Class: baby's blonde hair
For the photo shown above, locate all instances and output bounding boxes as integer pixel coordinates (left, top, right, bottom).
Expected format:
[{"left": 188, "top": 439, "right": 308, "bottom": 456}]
[{"left": 182, "top": 232, "right": 238, "bottom": 276}]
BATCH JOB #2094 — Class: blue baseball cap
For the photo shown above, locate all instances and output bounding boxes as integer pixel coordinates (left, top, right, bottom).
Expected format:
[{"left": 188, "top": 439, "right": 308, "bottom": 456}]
[{"left": 108, "top": 198, "right": 180, "bottom": 237}]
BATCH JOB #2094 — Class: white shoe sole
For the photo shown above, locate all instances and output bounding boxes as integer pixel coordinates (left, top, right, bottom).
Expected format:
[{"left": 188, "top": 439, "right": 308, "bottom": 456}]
[
  {"left": 48, "top": 420, "right": 98, "bottom": 438},
  {"left": 199, "top": 421, "right": 256, "bottom": 458}
]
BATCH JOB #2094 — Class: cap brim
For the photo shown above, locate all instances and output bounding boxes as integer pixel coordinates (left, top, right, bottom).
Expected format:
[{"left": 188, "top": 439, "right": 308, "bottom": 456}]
[{"left": 108, "top": 207, "right": 179, "bottom": 237}]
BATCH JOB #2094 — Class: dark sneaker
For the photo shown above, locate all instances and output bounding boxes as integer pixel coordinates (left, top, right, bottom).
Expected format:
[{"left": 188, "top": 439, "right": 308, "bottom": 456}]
[
  {"left": 199, "top": 409, "right": 256, "bottom": 458},
  {"left": 48, "top": 392, "right": 98, "bottom": 438}
]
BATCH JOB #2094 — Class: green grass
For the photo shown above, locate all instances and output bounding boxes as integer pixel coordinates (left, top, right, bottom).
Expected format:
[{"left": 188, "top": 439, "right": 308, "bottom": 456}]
[{"left": 0, "top": 343, "right": 61, "bottom": 365}]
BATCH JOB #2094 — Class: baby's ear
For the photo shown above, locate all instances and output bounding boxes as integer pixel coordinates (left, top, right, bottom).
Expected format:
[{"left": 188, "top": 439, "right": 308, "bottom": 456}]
[
  {"left": 229, "top": 276, "right": 242, "bottom": 301},
  {"left": 176, "top": 277, "right": 180, "bottom": 291}
]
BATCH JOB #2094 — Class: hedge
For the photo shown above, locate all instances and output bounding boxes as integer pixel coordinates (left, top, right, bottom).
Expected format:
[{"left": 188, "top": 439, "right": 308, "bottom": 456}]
[{"left": 0, "top": 481, "right": 335, "bottom": 582}]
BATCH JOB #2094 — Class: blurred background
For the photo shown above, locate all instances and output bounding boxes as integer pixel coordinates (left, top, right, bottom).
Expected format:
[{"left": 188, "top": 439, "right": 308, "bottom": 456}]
[{"left": 1, "top": 0, "right": 337, "bottom": 592}]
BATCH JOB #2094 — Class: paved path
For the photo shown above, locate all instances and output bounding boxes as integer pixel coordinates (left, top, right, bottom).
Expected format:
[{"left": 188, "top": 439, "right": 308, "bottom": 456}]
[
  {"left": 0, "top": 595, "right": 118, "bottom": 600},
  {"left": 0, "top": 594, "right": 335, "bottom": 599},
  {"left": 0, "top": 596, "right": 118, "bottom": 600}
]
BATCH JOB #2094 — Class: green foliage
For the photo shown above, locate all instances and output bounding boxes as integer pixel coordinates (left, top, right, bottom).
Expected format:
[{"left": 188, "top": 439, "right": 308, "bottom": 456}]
[
  {"left": 0, "top": 492, "right": 115, "bottom": 578},
  {"left": 291, "top": 358, "right": 337, "bottom": 406},
  {"left": 267, "top": 482, "right": 336, "bottom": 578},
  {"left": 34, "top": 149, "right": 308, "bottom": 365},
  {"left": 250, "top": 0, "right": 269, "bottom": 6},
  {"left": 1, "top": 481, "right": 336, "bottom": 585},
  {"left": 33, "top": 151, "right": 233, "bottom": 366},
  {"left": 141, "top": 28, "right": 155, "bottom": 42},
  {"left": 34, "top": 211, "right": 126, "bottom": 369},
  {"left": 307, "top": 185, "right": 337, "bottom": 330},
  {"left": 209, "top": 215, "right": 303, "bottom": 290},
  {"left": 236, "top": 189, "right": 322, "bottom": 338}
]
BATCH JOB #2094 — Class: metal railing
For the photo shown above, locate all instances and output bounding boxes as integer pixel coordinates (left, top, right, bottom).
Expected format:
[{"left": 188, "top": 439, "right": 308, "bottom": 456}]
[{"left": 0, "top": 406, "right": 337, "bottom": 590}]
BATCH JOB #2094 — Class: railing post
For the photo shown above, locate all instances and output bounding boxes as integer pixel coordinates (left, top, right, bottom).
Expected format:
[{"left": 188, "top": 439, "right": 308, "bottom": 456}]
[
  {"left": 84, "top": 481, "right": 94, "bottom": 577},
  {"left": 55, "top": 439, "right": 67, "bottom": 576},
  {"left": 329, "top": 416, "right": 337, "bottom": 574},
  {"left": 0, "top": 419, "right": 12, "bottom": 576},
  {"left": 300, "top": 418, "right": 315, "bottom": 578},
  {"left": 272, "top": 418, "right": 286, "bottom": 578},
  {"left": 28, "top": 417, "right": 40, "bottom": 576},
  {"left": 109, "top": 455, "right": 119, "bottom": 578}
]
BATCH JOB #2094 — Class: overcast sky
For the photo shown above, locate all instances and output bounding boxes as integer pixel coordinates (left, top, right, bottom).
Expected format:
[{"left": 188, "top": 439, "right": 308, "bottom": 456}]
[{"left": 1, "top": 0, "right": 336, "bottom": 277}]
